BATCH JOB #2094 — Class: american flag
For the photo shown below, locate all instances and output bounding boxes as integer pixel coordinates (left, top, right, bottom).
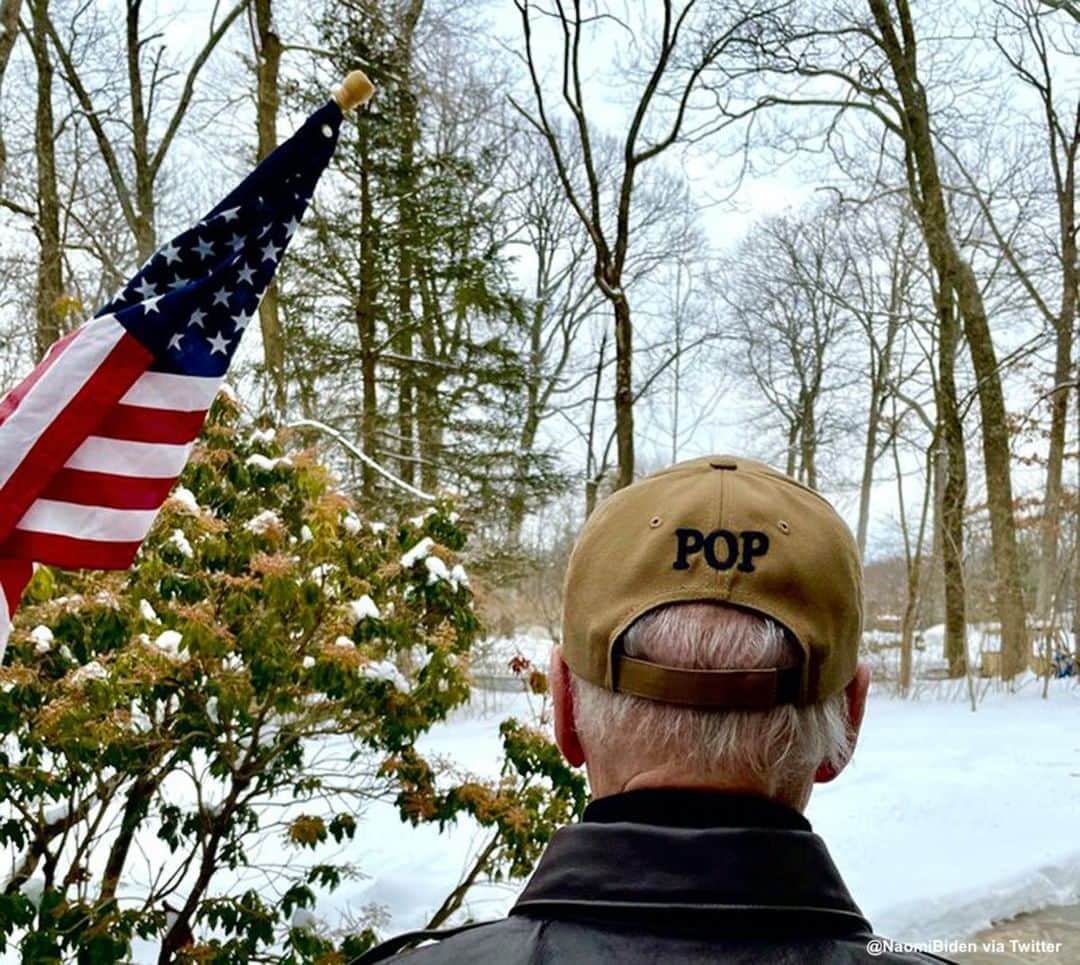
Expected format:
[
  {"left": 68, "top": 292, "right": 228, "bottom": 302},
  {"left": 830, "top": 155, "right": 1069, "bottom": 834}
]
[{"left": 0, "top": 100, "right": 344, "bottom": 658}]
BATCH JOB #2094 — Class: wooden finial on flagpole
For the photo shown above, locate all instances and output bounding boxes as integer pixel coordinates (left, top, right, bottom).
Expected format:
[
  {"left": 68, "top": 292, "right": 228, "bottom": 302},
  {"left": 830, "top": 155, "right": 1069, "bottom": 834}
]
[{"left": 334, "top": 70, "right": 375, "bottom": 112}]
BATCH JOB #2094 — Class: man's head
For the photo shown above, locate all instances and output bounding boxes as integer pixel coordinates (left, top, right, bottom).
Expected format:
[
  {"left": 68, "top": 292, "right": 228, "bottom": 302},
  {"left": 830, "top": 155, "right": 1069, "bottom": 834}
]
[{"left": 552, "top": 456, "right": 870, "bottom": 809}]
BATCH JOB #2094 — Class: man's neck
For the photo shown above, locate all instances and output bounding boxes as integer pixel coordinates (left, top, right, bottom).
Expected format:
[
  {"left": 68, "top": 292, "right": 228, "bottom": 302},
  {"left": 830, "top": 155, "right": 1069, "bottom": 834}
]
[
  {"left": 587, "top": 764, "right": 812, "bottom": 811},
  {"left": 582, "top": 787, "right": 812, "bottom": 831}
]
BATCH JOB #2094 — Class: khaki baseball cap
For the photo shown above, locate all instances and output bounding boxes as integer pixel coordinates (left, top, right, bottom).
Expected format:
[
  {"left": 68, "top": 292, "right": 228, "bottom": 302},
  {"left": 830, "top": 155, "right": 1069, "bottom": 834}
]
[{"left": 561, "top": 456, "right": 863, "bottom": 709}]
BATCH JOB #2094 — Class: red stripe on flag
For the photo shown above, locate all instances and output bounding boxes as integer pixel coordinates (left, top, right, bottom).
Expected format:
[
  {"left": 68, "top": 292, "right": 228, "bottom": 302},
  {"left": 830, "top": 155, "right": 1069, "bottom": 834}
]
[
  {"left": 38, "top": 469, "right": 179, "bottom": 510},
  {"left": 0, "top": 328, "right": 81, "bottom": 428},
  {"left": 0, "top": 558, "right": 32, "bottom": 617},
  {"left": 0, "top": 530, "right": 141, "bottom": 571},
  {"left": 96, "top": 404, "right": 206, "bottom": 445},
  {"left": 0, "top": 331, "right": 153, "bottom": 542}
]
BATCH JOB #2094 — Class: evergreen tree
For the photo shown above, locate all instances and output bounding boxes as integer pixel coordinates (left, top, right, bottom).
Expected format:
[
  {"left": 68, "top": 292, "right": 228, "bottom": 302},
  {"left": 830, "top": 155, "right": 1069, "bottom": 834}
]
[{"left": 278, "top": 0, "right": 568, "bottom": 535}]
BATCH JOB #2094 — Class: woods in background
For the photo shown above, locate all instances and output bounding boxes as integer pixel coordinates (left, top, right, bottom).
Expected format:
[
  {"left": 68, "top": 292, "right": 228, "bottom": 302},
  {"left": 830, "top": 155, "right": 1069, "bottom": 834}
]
[{"left": 0, "top": 0, "right": 1077, "bottom": 688}]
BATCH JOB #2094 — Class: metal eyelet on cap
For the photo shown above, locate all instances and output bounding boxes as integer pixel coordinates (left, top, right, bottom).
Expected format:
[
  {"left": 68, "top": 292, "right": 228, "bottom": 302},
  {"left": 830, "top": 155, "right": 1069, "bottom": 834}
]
[
  {"left": 777, "top": 520, "right": 791, "bottom": 534},
  {"left": 649, "top": 515, "right": 663, "bottom": 529}
]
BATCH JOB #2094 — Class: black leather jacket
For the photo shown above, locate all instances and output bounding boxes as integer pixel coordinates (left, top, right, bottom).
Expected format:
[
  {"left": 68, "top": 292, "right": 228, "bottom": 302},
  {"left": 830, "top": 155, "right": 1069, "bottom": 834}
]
[{"left": 357, "top": 789, "right": 955, "bottom": 964}]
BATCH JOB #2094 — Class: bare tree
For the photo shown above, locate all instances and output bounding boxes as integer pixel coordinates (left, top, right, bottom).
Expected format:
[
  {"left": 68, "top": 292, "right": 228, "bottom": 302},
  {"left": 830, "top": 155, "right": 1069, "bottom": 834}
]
[
  {"left": 42, "top": 0, "right": 250, "bottom": 262},
  {"left": 504, "top": 131, "right": 603, "bottom": 537},
  {"left": 721, "top": 204, "right": 858, "bottom": 488},
  {"left": 953, "top": 0, "right": 1079, "bottom": 635},
  {"left": 887, "top": 395, "right": 935, "bottom": 695},
  {"left": 815, "top": 199, "right": 926, "bottom": 557},
  {"left": 743, "top": 0, "right": 1030, "bottom": 679},
  {"left": 511, "top": 0, "right": 779, "bottom": 494}
]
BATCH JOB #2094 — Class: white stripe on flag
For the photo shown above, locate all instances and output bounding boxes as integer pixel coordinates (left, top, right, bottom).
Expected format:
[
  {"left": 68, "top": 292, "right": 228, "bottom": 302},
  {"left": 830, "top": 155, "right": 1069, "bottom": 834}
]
[
  {"left": 17, "top": 499, "right": 159, "bottom": 542},
  {"left": 0, "top": 316, "right": 127, "bottom": 492},
  {"left": 64, "top": 437, "right": 193, "bottom": 478},
  {"left": 120, "top": 372, "right": 222, "bottom": 412}
]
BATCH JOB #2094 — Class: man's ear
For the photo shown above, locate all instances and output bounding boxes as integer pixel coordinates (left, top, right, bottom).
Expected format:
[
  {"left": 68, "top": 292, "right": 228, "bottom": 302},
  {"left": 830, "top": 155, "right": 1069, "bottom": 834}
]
[
  {"left": 551, "top": 645, "right": 586, "bottom": 768},
  {"left": 814, "top": 662, "right": 870, "bottom": 784}
]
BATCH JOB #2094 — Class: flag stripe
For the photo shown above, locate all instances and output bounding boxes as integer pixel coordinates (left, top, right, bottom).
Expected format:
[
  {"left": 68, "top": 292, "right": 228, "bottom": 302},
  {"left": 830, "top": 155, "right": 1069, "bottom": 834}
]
[
  {"left": 65, "top": 437, "right": 193, "bottom": 479},
  {"left": 121, "top": 372, "right": 222, "bottom": 412},
  {"left": 0, "top": 328, "right": 82, "bottom": 428},
  {"left": 39, "top": 469, "right": 178, "bottom": 510},
  {"left": 16, "top": 499, "right": 159, "bottom": 542},
  {"left": 0, "top": 318, "right": 127, "bottom": 491},
  {"left": 96, "top": 404, "right": 206, "bottom": 445},
  {"left": 1, "top": 531, "right": 140, "bottom": 571},
  {"left": 0, "top": 326, "right": 152, "bottom": 541}
]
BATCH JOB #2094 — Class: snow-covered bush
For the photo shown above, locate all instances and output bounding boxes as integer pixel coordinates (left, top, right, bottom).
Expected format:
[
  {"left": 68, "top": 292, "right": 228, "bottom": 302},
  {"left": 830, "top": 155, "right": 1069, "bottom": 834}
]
[{"left": 0, "top": 393, "right": 584, "bottom": 962}]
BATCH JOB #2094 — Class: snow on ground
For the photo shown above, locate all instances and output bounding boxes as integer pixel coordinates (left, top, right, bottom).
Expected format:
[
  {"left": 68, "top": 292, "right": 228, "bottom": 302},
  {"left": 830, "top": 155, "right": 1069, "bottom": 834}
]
[
  {"left": 9, "top": 631, "right": 1079, "bottom": 959},
  {"left": 811, "top": 678, "right": 1080, "bottom": 942},
  {"left": 339, "top": 656, "right": 1080, "bottom": 948}
]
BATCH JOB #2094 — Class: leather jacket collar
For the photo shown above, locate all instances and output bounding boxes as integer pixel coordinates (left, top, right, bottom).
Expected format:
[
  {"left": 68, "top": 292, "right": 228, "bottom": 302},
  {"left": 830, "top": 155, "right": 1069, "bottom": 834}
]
[
  {"left": 512, "top": 789, "right": 871, "bottom": 937},
  {"left": 582, "top": 788, "right": 812, "bottom": 831}
]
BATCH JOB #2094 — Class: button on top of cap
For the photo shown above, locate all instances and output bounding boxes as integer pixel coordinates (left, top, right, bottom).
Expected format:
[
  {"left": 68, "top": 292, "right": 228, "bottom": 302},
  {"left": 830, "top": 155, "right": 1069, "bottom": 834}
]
[{"left": 709, "top": 459, "right": 738, "bottom": 470}]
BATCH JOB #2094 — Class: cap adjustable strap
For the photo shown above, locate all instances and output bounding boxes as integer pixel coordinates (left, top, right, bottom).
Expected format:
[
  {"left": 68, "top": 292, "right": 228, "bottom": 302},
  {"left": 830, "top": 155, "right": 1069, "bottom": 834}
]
[{"left": 612, "top": 655, "right": 802, "bottom": 709}]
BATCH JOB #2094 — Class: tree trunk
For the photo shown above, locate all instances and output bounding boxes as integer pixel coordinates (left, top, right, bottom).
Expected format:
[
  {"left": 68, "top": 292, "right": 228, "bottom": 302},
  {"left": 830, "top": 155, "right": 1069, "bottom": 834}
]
[
  {"left": 30, "top": 0, "right": 62, "bottom": 359},
  {"left": 612, "top": 292, "right": 635, "bottom": 490},
  {"left": 868, "top": 0, "right": 1027, "bottom": 679},
  {"left": 125, "top": 0, "right": 155, "bottom": 261},
  {"left": 253, "top": 0, "right": 286, "bottom": 413},
  {"left": 356, "top": 124, "right": 379, "bottom": 499},
  {"left": 925, "top": 440, "right": 946, "bottom": 625},
  {"left": 785, "top": 419, "right": 798, "bottom": 478},
  {"left": 937, "top": 277, "right": 968, "bottom": 677},
  {"left": 509, "top": 313, "right": 543, "bottom": 538},
  {"left": 0, "top": 0, "right": 22, "bottom": 186},
  {"left": 856, "top": 383, "right": 881, "bottom": 559},
  {"left": 415, "top": 265, "right": 442, "bottom": 495},
  {"left": 1033, "top": 316, "right": 1072, "bottom": 627},
  {"left": 392, "top": 0, "right": 424, "bottom": 489},
  {"left": 1035, "top": 143, "right": 1077, "bottom": 623},
  {"left": 801, "top": 396, "right": 817, "bottom": 489},
  {"left": 953, "top": 257, "right": 1027, "bottom": 678}
]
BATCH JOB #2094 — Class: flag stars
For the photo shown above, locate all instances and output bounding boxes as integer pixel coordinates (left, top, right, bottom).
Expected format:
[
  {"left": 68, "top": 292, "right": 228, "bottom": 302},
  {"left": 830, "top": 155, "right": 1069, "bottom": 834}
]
[
  {"left": 159, "top": 241, "right": 182, "bottom": 265},
  {"left": 189, "top": 308, "right": 207, "bottom": 328},
  {"left": 212, "top": 287, "right": 230, "bottom": 306},
  {"left": 228, "top": 233, "right": 245, "bottom": 253},
  {"left": 168, "top": 332, "right": 184, "bottom": 351},
  {"left": 142, "top": 296, "right": 164, "bottom": 315},
  {"left": 218, "top": 206, "right": 240, "bottom": 223},
  {"left": 260, "top": 240, "right": 282, "bottom": 263},
  {"left": 237, "top": 263, "right": 257, "bottom": 285},
  {"left": 231, "top": 310, "right": 253, "bottom": 332},
  {"left": 207, "top": 331, "right": 231, "bottom": 355},
  {"left": 283, "top": 215, "right": 300, "bottom": 237},
  {"left": 168, "top": 277, "right": 189, "bottom": 291},
  {"left": 134, "top": 278, "right": 158, "bottom": 300},
  {"left": 195, "top": 237, "right": 215, "bottom": 260}
]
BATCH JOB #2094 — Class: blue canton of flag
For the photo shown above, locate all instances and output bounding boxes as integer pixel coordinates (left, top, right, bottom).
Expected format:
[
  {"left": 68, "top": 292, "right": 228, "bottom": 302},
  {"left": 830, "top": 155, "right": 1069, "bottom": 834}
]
[{"left": 98, "top": 100, "right": 343, "bottom": 377}]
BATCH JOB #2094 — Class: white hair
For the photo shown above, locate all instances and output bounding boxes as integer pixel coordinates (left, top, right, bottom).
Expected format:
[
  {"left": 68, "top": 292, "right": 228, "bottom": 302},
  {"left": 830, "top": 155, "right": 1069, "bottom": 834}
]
[{"left": 570, "top": 603, "right": 851, "bottom": 793}]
